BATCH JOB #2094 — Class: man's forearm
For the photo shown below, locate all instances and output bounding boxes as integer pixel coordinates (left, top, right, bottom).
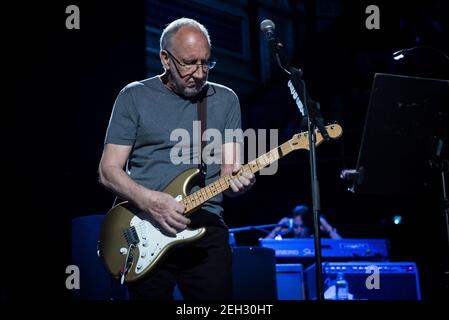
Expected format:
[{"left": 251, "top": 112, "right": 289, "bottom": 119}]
[{"left": 99, "top": 166, "right": 151, "bottom": 208}]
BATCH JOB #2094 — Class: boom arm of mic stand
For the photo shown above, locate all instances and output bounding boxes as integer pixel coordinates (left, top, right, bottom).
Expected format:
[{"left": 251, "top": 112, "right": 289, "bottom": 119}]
[
  {"left": 268, "top": 37, "right": 299, "bottom": 76},
  {"left": 268, "top": 37, "right": 329, "bottom": 140}
]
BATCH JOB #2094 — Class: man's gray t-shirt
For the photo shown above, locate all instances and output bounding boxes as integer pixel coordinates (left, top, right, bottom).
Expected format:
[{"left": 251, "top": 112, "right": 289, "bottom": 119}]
[{"left": 104, "top": 76, "right": 242, "bottom": 217}]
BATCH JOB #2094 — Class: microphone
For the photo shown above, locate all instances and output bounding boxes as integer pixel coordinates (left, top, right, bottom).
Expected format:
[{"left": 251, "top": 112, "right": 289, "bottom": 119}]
[
  {"left": 259, "top": 19, "right": 292, "bottom": 75},
  {"left": 260, "top": 19, "right": 276, "bottom": 40},
  {"left": 259, "top": 19, "right": 284, "bottom": 54}
]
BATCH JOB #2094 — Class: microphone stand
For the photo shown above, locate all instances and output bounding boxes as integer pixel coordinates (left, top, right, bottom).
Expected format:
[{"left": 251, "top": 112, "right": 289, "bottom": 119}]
[{"left": 268, "top": 35, "right": 329, "bottom": 301}]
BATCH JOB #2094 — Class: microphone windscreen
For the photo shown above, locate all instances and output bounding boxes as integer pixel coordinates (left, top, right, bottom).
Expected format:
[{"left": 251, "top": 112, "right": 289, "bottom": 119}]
[{"left": 260, "top": 19, "right": 275, "bottom": 33}]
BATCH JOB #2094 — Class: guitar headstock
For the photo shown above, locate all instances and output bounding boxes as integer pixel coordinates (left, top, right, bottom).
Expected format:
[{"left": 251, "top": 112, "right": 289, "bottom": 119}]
[{"left": 289, "top": 123, "right": 343, "bottom": 150}]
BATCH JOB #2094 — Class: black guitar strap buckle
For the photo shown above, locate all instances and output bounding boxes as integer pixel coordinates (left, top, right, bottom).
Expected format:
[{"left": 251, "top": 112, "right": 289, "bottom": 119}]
[
  {"left": 197, "top": 94, "right": 208, "bottom": 187},
  {"left": 199, "top": 160, "right": 207, "bottom": 182}
]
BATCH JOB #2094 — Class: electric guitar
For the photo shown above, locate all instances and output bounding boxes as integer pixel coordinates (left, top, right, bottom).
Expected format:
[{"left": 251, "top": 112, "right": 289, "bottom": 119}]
[{"left": 98, "top": 124, "right": 343, "bottom": 283}]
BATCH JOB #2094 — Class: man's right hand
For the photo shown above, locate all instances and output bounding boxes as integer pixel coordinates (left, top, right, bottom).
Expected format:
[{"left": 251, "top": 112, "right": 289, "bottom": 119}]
[{"left": 137, "top": 190, "right": 189, "bottom": 236}]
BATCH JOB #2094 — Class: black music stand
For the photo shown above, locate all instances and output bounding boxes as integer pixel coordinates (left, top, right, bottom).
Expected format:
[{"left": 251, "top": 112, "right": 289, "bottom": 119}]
[
  {"left": 351, "top": 73, "right": 448, "bottom": 196},
  {"left": 348, "top": 73, "right": 449, "bottom": 297}
]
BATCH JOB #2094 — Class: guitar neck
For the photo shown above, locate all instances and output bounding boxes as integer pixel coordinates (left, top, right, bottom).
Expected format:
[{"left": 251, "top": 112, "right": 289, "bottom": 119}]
[{"left": 182, "top": 139, "right": 296, "bottom": 215}]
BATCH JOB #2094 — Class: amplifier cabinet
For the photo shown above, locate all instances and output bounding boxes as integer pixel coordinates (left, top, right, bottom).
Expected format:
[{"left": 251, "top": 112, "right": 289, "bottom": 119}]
[{"left": 305, "top": 262, "right": 421, "bottom": 300}]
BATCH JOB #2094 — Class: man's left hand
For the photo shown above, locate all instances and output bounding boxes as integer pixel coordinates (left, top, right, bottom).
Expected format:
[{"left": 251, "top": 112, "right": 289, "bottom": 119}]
[{"left": 228, "top": 165, "right": 256, "bottom": 196}]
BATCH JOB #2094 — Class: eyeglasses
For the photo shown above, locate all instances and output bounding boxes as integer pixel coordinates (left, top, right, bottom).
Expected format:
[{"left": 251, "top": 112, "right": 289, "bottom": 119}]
[{"left": 164, "top": 49, "right": 216, "bottom": 73}]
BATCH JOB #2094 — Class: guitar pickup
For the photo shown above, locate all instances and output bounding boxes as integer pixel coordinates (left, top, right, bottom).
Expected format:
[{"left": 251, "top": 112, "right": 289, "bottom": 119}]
[{"left": 123, "top": 226, "right": 139, "bottom": 246}]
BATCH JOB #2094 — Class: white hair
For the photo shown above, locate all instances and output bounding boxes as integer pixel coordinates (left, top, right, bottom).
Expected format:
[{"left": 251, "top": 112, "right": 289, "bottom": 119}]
[{"left": 159, "top": 18, "right": 211, "bottom": 51}]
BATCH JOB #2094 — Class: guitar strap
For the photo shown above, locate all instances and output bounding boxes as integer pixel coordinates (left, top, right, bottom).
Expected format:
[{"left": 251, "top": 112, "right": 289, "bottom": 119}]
[{"left": 197, "top": 95, "right": 207, "bottom": 187}]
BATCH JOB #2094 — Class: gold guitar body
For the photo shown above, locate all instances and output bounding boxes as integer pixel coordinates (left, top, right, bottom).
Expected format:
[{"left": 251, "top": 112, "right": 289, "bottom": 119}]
[{"left": 99, "top": 168, "right": 206, "bottom": 283}]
